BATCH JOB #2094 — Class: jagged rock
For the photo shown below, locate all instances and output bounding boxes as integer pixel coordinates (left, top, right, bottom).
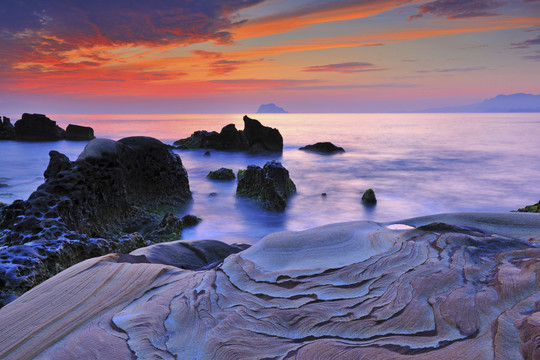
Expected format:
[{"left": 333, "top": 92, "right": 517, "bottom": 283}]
[
  {"left": 0, "top": 116, "right": 15, "bottom": 140},
  {"left": 362, "top": 188, "right": 377, "bottom": 205},
  {"left": 174, "top": 115, "right": 283, "bottom": 153},
  {"left": 0, "top": 136, "right": 191, "bottom": 307},
  {"left": 1, "top": 213, "right": 540, "bottom": 359},
  {"left": 65, "top": 124, "right": 95, "bottom": 140},
  {"left": 299, "top": 141, "right": 345, "bottom": 153},
  {"left": 236, "top": 160, "right": 296, "bottom": 211},
  {"left": 14, "top": 113, "right": 65, "bottom": 141},
  {"left": 207, "top": 168, "right": 235, "bottom": 180},
  {"left": 518, "top": 200, "right": 540, "bottom": 213}
]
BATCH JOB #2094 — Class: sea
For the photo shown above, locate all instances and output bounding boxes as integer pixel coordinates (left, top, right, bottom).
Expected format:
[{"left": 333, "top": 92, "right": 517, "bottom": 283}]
[{"left": 1, "top": 113, "right": 539, "bottom": 244}]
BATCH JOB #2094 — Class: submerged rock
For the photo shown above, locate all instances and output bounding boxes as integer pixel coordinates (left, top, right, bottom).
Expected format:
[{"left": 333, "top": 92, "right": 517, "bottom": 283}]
[
  {"left": 65, "top": 124, "right": 95, "bottom": 140},
  {"left": 236, "top": 160, "right": 296, "bottom": 211},
  {"left": 1, "top": 213, "right": 540, "bottom": 359},
  {"left": 174, "top": 115, "right": 283, "bottom": 153},
  {"left": 362, "top": 188, "right": 377, "bottom": 205},
  {"left": 299, "top": 142, "right": 345, "bottom": 153},
  {"left": 207, "top": 168, "right": 235, "bottom": 180},
  {"left": 0, "top": 136, "right": 191, "bottom": 306}
]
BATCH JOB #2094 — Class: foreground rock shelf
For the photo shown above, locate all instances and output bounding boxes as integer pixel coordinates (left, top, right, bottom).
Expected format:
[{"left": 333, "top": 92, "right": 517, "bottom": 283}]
[{"left": 1, "top": 212, "right": 539, "bottom": 359}]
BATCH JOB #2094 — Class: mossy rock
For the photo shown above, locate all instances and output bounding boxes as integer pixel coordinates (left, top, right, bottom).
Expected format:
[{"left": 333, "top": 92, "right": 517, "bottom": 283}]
[
  {"left": 207, "top": 168, "right": 235, "bottom": 181},
  {"left": 362, "top": 188, "right": 377, "bottom": 205},
  {"left": 518, "top": 201, "right": 540, "bottom": 213}
]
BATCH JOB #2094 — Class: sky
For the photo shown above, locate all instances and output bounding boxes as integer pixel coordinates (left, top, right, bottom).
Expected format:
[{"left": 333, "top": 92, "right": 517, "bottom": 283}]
[{"left": 0, "top": 0, "right": 539, "bottom": 114}]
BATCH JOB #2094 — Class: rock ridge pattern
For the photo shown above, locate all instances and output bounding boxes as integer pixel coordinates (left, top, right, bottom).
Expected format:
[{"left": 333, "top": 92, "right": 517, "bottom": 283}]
[
  {"left": 174, "top": 115, "right": 283, "bottom": 153},
  {"left": 0, "top": 212, "right": 539, "bottom": 359},
  {"left": 0, "top": 136, "right": 191, "bottom": 306}
]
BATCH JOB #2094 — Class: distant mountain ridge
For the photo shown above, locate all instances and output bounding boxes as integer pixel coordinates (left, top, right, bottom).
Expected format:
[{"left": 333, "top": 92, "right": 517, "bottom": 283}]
[
  {"left": 426, "top": 93, "right": 540, "bottom": 113},
  {"left": 257, "top": 103, "right": 288, "bottom": 113}
]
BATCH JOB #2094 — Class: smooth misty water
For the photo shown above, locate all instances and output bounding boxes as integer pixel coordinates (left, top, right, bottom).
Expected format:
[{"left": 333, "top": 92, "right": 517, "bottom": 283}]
[{"left": 1, "top": 113, "right": 539, "bottom": 244}]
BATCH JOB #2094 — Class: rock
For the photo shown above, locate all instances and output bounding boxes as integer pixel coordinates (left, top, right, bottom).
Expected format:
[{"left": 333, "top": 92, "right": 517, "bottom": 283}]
[
  {"left": 14, "top": 113, "right": 65, "bottom": 141},
  {"left": 362, "top": 188, "right": 377, "bottom": 205},
  {"left": 207, "top": 168, "right": 235, "bottom": 180},
  {"left": 236, "top": 160, "right": 296, "bottom": 211},
  {"left": 299, "top": 142, "right": 345, "bottom": 153},
  {"left": 181, "top": 214, "right": 201, "bottom": 227},
  {"left": 257, "top": 103, "right": 288, "bottom": 113},
  {"left": 174, "top": 115, "right": 283, "bottom": 153},
  {"left": 0, "top": 136, "right": 191, "bottom": 307},
  {"left": 65, "top": 124, "right": 95, "bottom": 140},
  {"left": 2, "top": 212, "right": 540, "bottom": 359},
  {"left": 0, "top": 116, "right": 15, "bottom": 140},
  {"left": 204, "top": 151, "right": 211, "bottom": 156},
  {"left": 518, "top": 200, "right": 540, "bottom": 213},
  {"left": 321, "top": 192, "right": 327, "bottom": 197}
]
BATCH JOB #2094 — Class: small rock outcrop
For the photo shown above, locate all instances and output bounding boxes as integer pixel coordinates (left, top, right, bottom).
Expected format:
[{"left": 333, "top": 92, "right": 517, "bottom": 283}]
[
  {"left": 362, "top": 188, "right": 377, "bottom": 205},
  {"left": 65, "top": 124, "right": 95, "bottom": 140},
  {"left": 0, "top": 136, "right": 191, "bottom": 306},
  {"left": 0, "top": 116, "right": 15, "bottom": 140},
  {"left": 14, "top": 113, "right": 66, "bottom": 141},
  {"left": 299, "top": 142, "right": 345, "bottom": 153},
  {"left": 236, "top": 160, "right": 296, "bottom": 211},
  {"left": 207, "top": 168, "right": 235, "bottom": 180},
  {"left": 257, "top": 103, "right": 288, "bottom": 113},
  {"left": 174, "top": 115, "right": 283, "bottom": 153}
]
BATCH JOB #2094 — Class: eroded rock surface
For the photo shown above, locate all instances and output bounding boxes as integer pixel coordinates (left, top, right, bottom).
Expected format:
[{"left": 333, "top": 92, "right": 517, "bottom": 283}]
[
  {"left": 236, "top": 160, "right": 296, "bottom": 211},
  {"left": 0, "top": 136, "right": 191, "bottom": 306},
  {"left": 1, "top": 212, "right": 539, "bottom": 359},
  {"left": 174, "top": 115, "right": 283, "bottom": 153}
]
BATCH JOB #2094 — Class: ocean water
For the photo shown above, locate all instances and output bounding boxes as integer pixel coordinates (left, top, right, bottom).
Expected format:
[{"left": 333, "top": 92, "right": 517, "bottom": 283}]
[{"left": 1, "top": 113, "right": 539, "bottom": 244}]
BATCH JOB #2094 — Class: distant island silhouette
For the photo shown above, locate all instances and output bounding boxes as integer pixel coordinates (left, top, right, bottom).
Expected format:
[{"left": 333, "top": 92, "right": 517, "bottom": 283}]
[
  {"left": 426, "top": 93, "right": 540, "bottom": 113},
  {"left": 257, "top": 103, "right": 288, "bottom": 113}
]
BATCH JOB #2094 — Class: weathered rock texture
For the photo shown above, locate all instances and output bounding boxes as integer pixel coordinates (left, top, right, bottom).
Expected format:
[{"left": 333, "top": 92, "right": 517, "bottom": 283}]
[
  {"left": 174, "top": 115, "right": 283, "bottom": 153},
  {"left": 0, "top": 212, "right": 539, "bottom": 359},
  {"left": 299, "top": 141, "right": 345, "bottom": 153},
  {"left": 0, "top": 136, "right": 191, "bottom": 306},
  {"left": 0, "top": 116, "right": 15, "bottom": 140},
  {"left": 237, "top": 160, "right": 296, "bottom": 211},
  {"left": 65, "top": 124, "right": 95, "bottom": 140}
]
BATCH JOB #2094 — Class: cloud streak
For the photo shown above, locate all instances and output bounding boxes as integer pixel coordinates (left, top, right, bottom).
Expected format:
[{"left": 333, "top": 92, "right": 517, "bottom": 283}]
[
  {"left": 302, "top": 62, "right": 385, "bottom": 73},
  {"left": 409, "top": 0, "right": 506, "bottom": 20}
]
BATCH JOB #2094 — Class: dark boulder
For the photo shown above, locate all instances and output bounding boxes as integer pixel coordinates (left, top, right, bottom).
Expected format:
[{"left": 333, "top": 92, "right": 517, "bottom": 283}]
[
  {"left": 182, "top": 214, "right": 202, "bottom": 227},
  {"left": 299, "top": 142, "right": 345, "bottom": 154},
  {"left": 0, "top": 116, "right": 16, "bottom": 140},
  {"left": 207, "top": 168, "right": 235, "bottom": 180},
  {"left": 362, "top": 188, "right": 377, "bottom": 205},
  {"left": 243, "top": 115, "right": 283, "bottom": 152},
  {"left": 14, "top": 113, "right": 65, "bottom": 141},
  {"left": 0, "top": 136, "right": 192, "bottom": 307},
  {"left": 174, "top": 115, "right": 283, "bottom": 153},
  {"left": 236, "top": 160, "right": 296, "bottom": 211},
  {"left": 65, "top": 124, "right": 95, "bottom": 141}
]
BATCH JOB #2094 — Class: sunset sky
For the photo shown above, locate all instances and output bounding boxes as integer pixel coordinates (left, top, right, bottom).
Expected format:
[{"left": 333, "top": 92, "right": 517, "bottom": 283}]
[{"left": 1, "top": 0, "right": 539, "bottom": 114}]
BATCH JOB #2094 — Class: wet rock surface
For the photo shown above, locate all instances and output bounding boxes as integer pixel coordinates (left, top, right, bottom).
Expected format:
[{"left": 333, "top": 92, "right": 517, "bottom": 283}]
[
  {"left": 174, "top": 115, "right": 283, "bottom": 153},
  {"left": 236, "top": 160, "right": 296, "bottom": 211},
  {"left": 207, "top": 167, "right": 235, "bottom": 180},
  {"left": 299, "top": 141, "right": 345, "bottom": 153},
  {"left": 0, "top": 136, "right": 192, "bottom": 306},
  {"left": 1, "top": 212, "right": 539, "bottom": 359}
]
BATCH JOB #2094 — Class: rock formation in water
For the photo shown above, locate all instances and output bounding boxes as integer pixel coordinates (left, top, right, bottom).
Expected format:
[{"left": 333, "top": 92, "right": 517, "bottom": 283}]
[
  {"left": 518, "top": 200, "right": 540, "bottom": 213},
  {"left": 362, "top": 188, "right": 377, "bottom": 205},
  {"left": 65, "top": 124, "right": 95, "bottom": 140},
  {"left": 0, "top": 116, "right": 16, "bottom": 140},
  {"left": 257, "top": 103, "right": 288, "bottom": 113},
  {"left": 207, "top": 168, "right": 235, "bottom": 180},
  {"left": 299, "top": 141, "right": 345, "bottom": 153},
  {"left": 0, "top": 136, "right": 192, "bottom": 306},
  {"left": 236, "top": 160, "right": 296, "bottom": 211},
  {"left": 0, "top": 113, "right": 96, "bottom": 141},
  {"left": 1, "top": 212, "right": 539, "bottom": 359},
  {"left": 174, "top": 115, "right": 283, "bottom": 153}
]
